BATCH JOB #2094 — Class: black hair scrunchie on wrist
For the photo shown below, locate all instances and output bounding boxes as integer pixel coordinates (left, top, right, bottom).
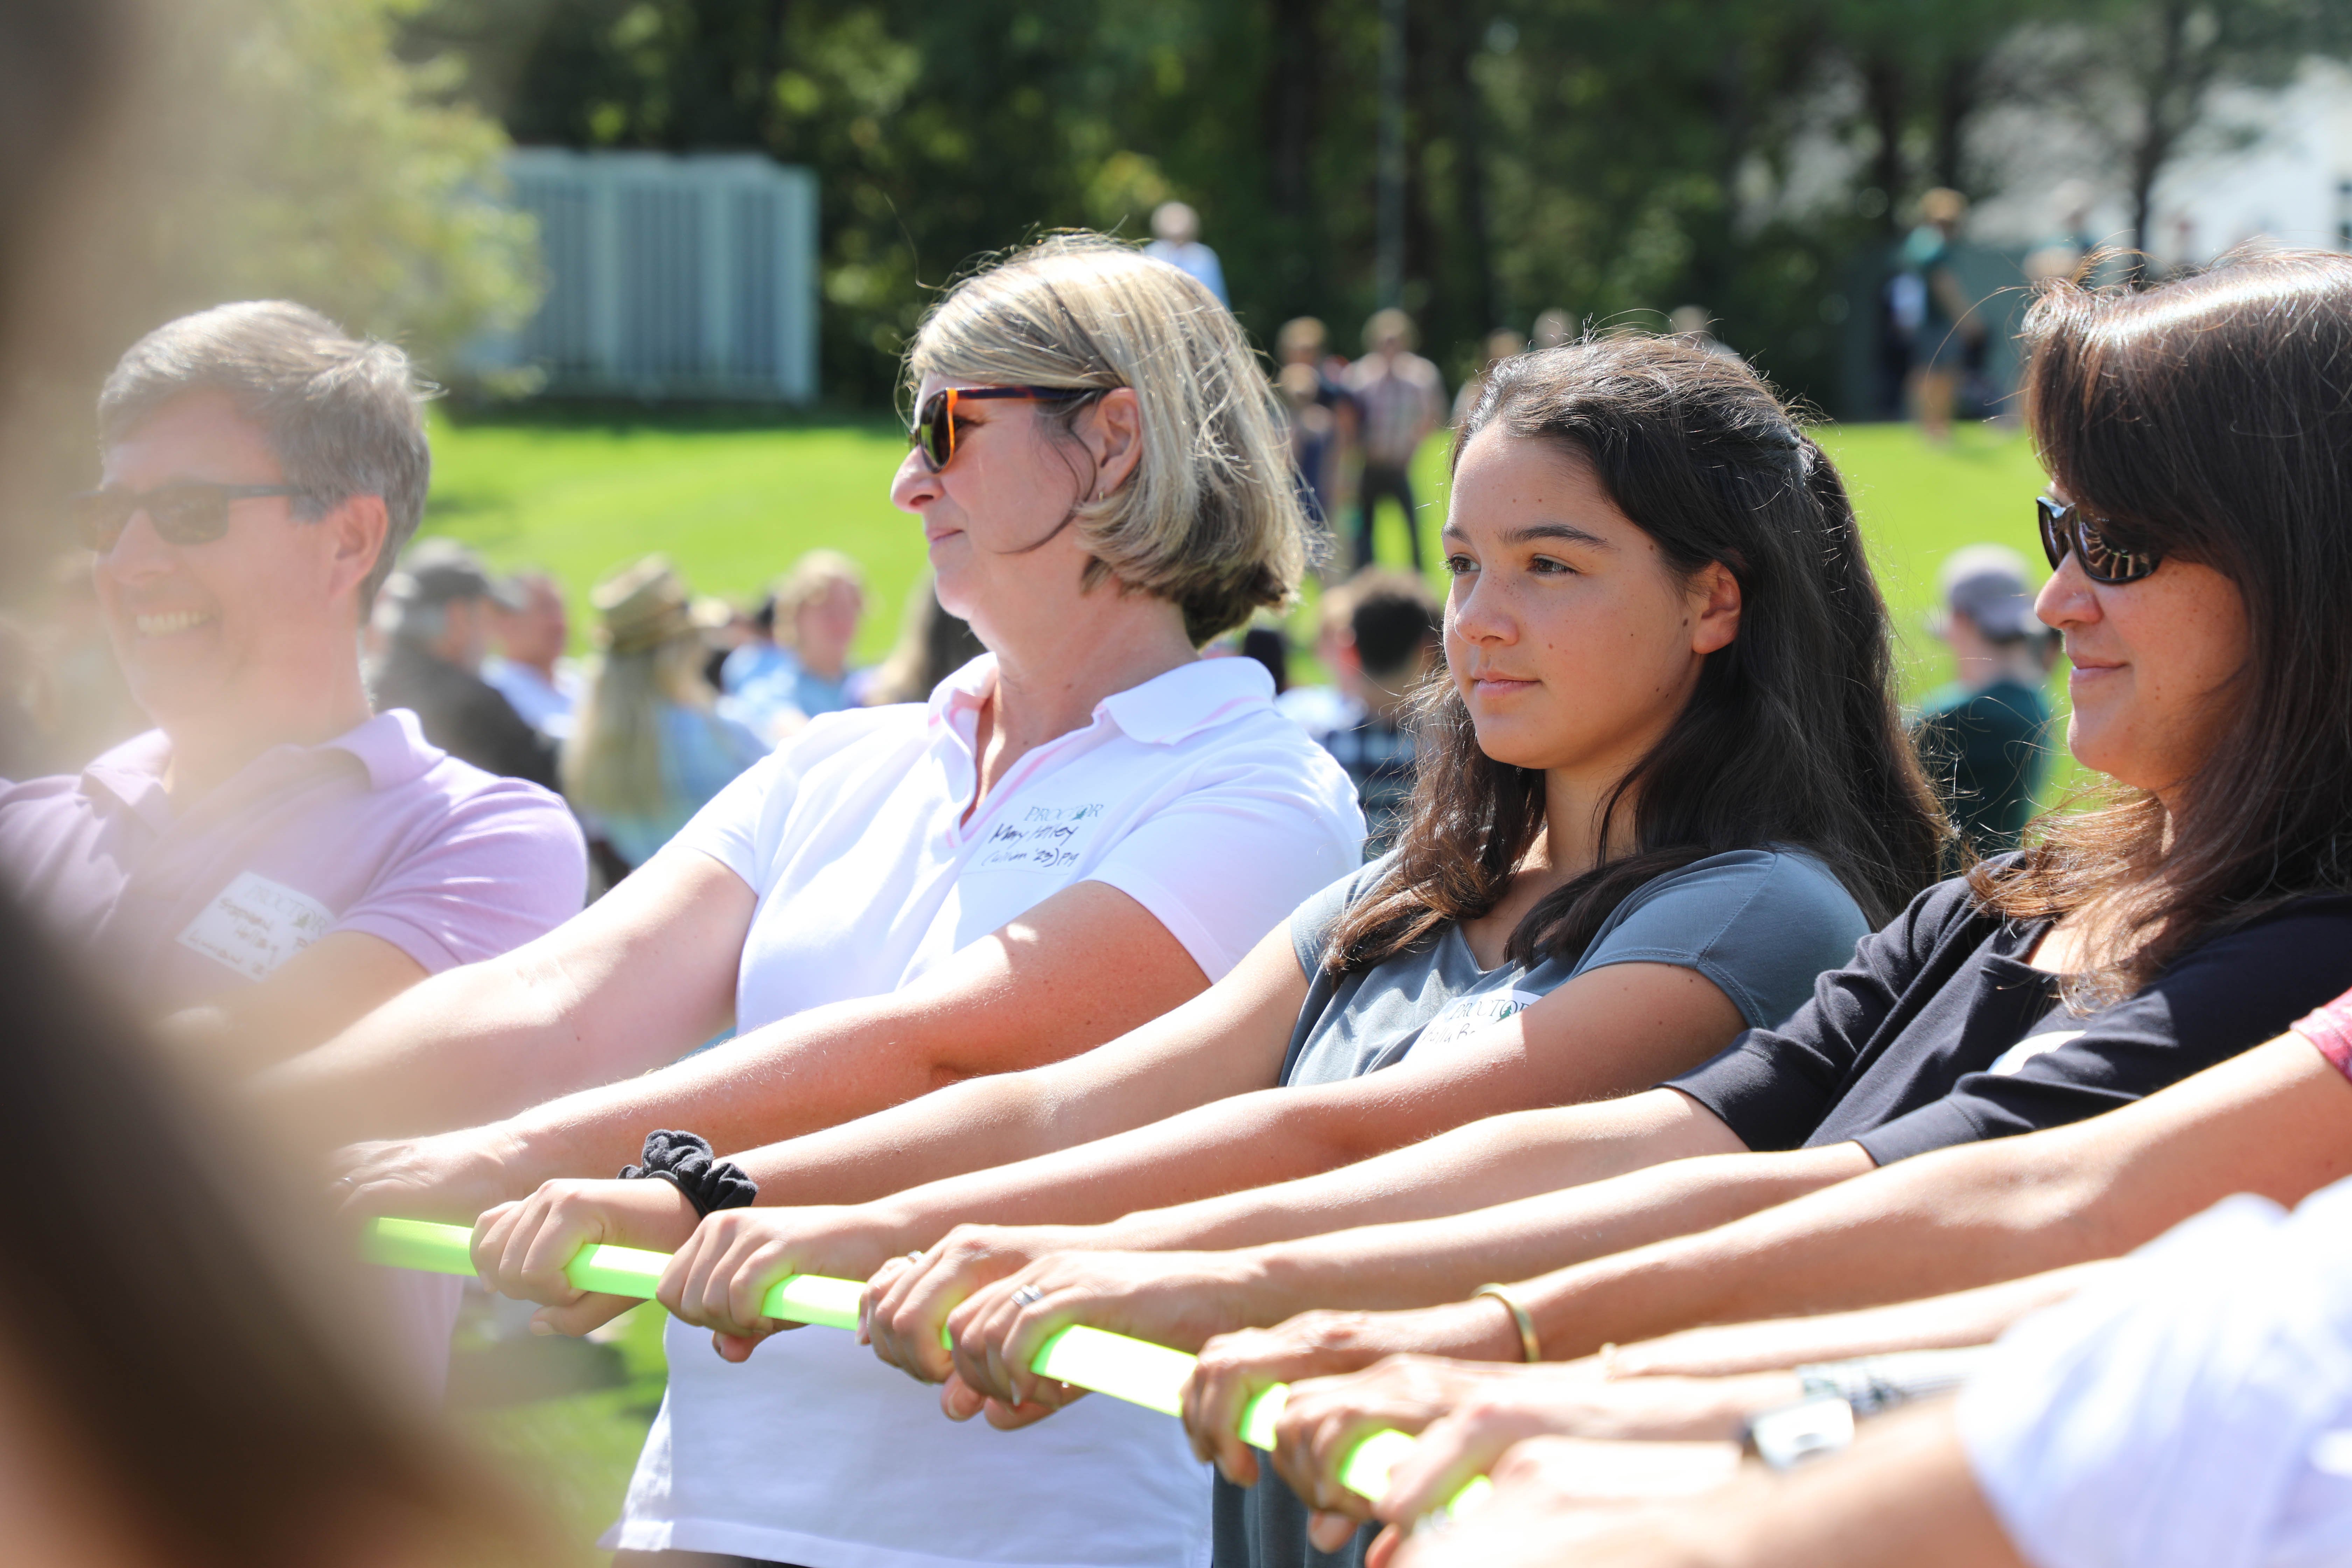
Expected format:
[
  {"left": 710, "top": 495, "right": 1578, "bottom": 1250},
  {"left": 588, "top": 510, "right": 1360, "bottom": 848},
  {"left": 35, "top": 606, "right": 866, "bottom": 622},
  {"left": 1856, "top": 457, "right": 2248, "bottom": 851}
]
[{"left": 618, "top": 1129, "right": 758, "bottom": 1217}]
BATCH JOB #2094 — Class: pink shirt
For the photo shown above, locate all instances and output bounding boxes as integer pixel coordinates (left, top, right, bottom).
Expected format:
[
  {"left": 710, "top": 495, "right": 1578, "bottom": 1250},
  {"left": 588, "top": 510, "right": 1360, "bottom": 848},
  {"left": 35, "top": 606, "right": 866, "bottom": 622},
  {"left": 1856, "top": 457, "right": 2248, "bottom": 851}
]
[
  {"left": 0, "top": 708, "right": 586, "bottom": 1010},
  {"left": 2297, "top": 987, "right": 2352, "bottom": 1081}
]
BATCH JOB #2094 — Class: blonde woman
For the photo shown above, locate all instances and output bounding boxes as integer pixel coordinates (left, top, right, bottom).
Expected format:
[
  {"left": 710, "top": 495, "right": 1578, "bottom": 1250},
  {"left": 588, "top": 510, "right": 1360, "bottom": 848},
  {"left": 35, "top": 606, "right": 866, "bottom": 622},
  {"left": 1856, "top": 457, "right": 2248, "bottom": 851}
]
[
  {"left": 564, "top": 556, "right": 768, "bottom": 872},
  {"left": 723, "top": 548, "right": 870, "bottom": 731},
  {"left": 283, "top": 235, "right": 1364, "bottom": 1568}
]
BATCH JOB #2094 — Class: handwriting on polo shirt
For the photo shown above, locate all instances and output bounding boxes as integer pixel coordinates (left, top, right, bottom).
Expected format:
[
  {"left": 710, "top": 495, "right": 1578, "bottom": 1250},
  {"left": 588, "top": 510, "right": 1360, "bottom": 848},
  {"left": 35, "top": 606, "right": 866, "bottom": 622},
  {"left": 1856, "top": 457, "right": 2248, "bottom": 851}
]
[{"left": 976, "top": 803, "right": 1108, "bottom": 870}]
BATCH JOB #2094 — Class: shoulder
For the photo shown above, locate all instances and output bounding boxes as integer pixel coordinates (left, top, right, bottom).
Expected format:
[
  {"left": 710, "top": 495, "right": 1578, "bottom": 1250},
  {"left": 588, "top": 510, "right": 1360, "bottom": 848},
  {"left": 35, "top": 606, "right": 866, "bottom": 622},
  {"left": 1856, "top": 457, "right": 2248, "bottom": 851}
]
[
  {"left": 2164, "top": 895, "right": 2352, "bottom": 974},
  {"left": 410, "top": 751, "right": 575, "bottom": 837},
  {"left": 1599, "top": 847, "right": 1873, "bottom": 953},
  {"left": 1160, "top": 701, "right": 1359, "bottom": 805},
  {"left": 1290, "top": 851, "right": 1401, "bottom": 968}
]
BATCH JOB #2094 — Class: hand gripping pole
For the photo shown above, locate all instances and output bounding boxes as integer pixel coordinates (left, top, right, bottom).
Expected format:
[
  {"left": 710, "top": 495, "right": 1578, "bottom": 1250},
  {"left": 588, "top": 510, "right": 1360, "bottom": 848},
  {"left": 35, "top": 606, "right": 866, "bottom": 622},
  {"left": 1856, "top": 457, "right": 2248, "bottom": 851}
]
[{"left": 366, "top": 1218, "right": 1490, "bottom": 1516}]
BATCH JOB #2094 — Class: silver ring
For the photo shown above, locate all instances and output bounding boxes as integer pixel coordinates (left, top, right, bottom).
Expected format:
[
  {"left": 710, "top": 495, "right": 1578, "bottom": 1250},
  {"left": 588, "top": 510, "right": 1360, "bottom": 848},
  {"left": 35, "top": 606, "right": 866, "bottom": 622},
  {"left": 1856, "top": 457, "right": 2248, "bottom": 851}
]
[
  {"left": 906, "top": 1251, "right": 925, "bottom": 1264},
  {"left": 1010, "top": 1284, "right": 1046, "bottom": 1308},
  {"left": 334, "top": 1175, "right": 356, "bottom": 1188}
]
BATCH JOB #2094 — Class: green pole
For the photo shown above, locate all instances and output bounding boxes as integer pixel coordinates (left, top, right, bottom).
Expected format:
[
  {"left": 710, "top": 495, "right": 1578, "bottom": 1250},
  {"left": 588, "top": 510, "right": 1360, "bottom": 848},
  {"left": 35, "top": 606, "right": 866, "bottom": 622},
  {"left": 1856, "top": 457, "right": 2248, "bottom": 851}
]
[{"left": 366, "top": 1218, "right": 1489, "bottom": 1515}]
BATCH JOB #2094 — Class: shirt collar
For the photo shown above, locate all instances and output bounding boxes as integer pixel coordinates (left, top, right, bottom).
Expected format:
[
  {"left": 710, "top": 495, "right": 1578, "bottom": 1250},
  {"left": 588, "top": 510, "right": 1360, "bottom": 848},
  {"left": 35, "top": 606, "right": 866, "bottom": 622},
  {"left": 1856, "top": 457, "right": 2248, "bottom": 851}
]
[
  {"left": 923, "top": 651, "right": 1275, "bottom": 747},
  {"left": 1097, "top": 655, "right": 1276, "bottom": 744},
  {"left": 77, "top": 707, "right": 442, "bottom": 813}
]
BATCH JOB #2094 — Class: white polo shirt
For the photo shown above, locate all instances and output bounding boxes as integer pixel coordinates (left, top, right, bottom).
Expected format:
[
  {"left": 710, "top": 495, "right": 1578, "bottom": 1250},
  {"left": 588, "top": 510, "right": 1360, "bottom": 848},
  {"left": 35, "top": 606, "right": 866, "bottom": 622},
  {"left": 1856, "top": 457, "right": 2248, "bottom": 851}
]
[{"left": 609, "top": 652, "right": 1363, "bottom": 1568}]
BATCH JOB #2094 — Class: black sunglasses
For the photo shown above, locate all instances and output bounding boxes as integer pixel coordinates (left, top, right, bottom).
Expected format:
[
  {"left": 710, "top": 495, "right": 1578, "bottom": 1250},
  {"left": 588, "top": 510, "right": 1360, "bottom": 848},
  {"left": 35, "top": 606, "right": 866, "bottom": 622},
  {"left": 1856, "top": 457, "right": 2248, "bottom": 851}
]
[
  {"left": 2036, "top": 495, "right": 2161, "bottom": 586},
  {"left": 69, "top": 482, "right": 310, "bottom": 553},
  {"left": 909, "top": 385, "right": 1098, "bottom": 471}
]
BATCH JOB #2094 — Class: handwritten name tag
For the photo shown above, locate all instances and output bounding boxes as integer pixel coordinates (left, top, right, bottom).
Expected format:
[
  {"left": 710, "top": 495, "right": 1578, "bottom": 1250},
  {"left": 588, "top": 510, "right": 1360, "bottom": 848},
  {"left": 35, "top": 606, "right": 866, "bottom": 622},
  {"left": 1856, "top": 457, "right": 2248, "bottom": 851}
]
[
  {"left": 972, "top": 802, "right": 1108, "bottom": 873},
  {"left": 177, "top": 870, "right": 336, "bottom": 981}
]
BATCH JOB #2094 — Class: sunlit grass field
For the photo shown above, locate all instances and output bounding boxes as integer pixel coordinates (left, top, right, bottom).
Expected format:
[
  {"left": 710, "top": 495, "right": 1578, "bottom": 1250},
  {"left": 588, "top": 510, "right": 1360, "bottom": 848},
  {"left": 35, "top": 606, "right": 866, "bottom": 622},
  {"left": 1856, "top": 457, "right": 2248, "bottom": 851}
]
[
  {"left": 422, "top": 408, "right": 2055, "bottom": 705},
  {"left": 418, "top": 410, "right": 2063, "bottom": 1557}
]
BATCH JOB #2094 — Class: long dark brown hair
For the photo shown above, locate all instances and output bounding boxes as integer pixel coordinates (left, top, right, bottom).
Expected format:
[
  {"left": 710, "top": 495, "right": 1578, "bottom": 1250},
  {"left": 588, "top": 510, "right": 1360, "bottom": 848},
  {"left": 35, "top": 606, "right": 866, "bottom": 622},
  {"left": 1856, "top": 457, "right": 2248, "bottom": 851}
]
[
  {"left": 1970, "top": 248, "right": 2352, "bottom": 1004},
  {"left": 1331, "top": 334, "right": 1946, "bottom": 972}
]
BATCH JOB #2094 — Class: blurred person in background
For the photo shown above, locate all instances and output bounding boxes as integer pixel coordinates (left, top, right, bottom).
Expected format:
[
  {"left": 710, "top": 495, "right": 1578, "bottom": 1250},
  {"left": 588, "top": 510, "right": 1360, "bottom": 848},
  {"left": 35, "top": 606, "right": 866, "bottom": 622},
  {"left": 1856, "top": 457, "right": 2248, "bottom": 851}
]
[
  {"left": 859, "top": 568, "right": 986, "bottom": 707},
  {"left": 1276, "top": 575, "right": 1369, "bottom": 735},
  {"left": 1454, "top": 328, "right": 1527, "bottom": 424},
  {"left": 481, "top": 567, "right": 576, "bottom": 740},
  {"left": 1900, "top": 188, "right": 1988, "bottom": 443},
  {"left": 1146, "top": 198, "right": 1227, "bottom": 305},
  {"left": 562, "top": 555, "right": 767, "bottom": 874},
  {"left": 1533, "top": 309, "right": 1574, "bottom": 351},
  {"left": 1277, "top": 317, "right": 1359, "bottom": 538},
  {"left": 1242, "top": 625, "right": 1290, "bottom": 694},
  {"left": 1295, "top": 568, "right": 1440, "bottom": 858},
  {"left": 723, "top": 547, "right": 869, "bottom": 737},
  {"left": 291, "top": 235, "right": 1361, "bottom": 1568},
  {"left": 1913, "top": 545, "right": 2052, "bottom": 858},
  {"left": 370, "top": 538, "right": 561, "bottom": 790},
  {"left": 1281, "top": 360, "right": 1342, "bottom": 527},
  {"left": 1345, "top": 308, "right": 1445, "bottom": 570}
]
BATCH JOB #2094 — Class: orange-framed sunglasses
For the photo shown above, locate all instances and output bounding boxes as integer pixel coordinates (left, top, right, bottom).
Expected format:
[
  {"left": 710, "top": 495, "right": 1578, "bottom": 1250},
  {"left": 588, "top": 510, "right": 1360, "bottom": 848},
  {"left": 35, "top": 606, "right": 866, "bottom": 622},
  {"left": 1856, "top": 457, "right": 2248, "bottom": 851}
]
[{"left": 909, "top": 385, "right": 1097, "bottom": 471}]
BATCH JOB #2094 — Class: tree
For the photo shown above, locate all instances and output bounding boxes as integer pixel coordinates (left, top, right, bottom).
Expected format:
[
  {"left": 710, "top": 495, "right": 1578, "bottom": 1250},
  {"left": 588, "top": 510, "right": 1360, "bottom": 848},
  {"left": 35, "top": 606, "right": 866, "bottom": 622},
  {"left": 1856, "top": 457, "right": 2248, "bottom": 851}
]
[
  {"left": 1996, "top": 0, "right": 2352, "bottom": 271},
  {"left": 130, "top": 0, "right": 541, "bottom": 368}
]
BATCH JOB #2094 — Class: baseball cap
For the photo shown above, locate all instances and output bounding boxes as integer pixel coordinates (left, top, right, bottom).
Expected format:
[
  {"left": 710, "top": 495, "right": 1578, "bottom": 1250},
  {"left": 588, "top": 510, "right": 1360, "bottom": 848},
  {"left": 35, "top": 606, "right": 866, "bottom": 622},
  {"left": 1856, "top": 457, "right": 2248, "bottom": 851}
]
[
  {"left": 384, "top": 540, "right": 526, "bottom": 611},
  {"left": 1936, "top": 544, "right": 2039, "bottom": 642}
]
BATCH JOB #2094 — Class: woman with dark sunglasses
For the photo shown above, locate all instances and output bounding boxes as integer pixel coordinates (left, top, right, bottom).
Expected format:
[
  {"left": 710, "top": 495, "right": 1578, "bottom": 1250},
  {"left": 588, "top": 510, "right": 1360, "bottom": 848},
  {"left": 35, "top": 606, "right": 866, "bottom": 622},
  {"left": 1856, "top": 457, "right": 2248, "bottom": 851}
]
[{"left": 274, "top": 234, "right": 1365, "bottom": 1568}]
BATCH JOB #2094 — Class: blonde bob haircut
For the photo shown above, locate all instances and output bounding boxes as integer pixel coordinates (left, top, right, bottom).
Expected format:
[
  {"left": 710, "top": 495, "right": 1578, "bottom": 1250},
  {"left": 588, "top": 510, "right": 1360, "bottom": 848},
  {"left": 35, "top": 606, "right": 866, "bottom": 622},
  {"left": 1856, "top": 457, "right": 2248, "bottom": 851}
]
[{"left": 907, "top": 233, "right": 1314, "bottom": 644}]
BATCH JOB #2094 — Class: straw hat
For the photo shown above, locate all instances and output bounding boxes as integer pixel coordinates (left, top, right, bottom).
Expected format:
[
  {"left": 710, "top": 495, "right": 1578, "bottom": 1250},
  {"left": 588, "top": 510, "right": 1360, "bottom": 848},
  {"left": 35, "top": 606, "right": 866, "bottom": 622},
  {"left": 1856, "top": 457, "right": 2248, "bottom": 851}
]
[{"left": 592, "top": 555, "right": 697, "bottom": 655}]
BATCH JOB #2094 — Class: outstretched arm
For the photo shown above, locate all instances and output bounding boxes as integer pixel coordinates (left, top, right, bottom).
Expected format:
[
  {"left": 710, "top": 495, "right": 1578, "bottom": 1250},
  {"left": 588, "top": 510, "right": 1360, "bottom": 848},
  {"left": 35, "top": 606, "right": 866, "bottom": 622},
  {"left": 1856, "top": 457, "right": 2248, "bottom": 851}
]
[
  {"left": 315, "top": 868, "right": 1210, "bottom": 1222},
  {"left": 1493, "top": 1028, "right": 2352, "bottom": 1362}
]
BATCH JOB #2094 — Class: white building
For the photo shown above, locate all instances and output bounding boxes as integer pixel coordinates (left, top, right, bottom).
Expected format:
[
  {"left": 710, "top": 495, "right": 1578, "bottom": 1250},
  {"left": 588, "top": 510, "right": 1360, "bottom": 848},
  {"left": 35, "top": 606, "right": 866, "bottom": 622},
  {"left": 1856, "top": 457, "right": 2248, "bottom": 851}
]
[
  {"left": 490, "top": 148, "right": 819, "bottom": 402},
  {"left": 1971, "top": 58, "right": 2352, "bottom": 265}
]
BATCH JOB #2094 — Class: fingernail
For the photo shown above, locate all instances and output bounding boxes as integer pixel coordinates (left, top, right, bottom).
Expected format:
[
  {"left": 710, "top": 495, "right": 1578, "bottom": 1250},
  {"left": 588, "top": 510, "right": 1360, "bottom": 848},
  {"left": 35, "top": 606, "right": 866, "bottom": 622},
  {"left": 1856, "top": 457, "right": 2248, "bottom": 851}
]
[{"left": 528, "top": 1318, "right": 555, "bottom": 1337}]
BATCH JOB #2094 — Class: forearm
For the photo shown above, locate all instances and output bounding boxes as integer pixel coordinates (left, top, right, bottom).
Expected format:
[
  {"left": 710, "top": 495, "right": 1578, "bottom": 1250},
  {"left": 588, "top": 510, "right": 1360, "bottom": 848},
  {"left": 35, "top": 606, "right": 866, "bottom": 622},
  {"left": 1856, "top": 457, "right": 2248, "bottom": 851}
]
[
  {"left": 1206, "top": 1143, "right": 1871, "bottom": 1328},
  {"left": 1609, "top": 1263, "right": 2110, "bottom": 1379},
  {"left": 1098, "top": 1090, "right": 1743, "bottom": 1255},
  {"left": 852, "top": 1081, "right": 1454, "bottom": 1246},
  {"left": 256, "top": 948, "right": 666, "bottom": 1144},
  {"left": 1612, "top": 1406, "right": 2023, "bottom": 1568},
  {"left": 1513, "top": 1134, "right": 2132, "bottom": 1359}
]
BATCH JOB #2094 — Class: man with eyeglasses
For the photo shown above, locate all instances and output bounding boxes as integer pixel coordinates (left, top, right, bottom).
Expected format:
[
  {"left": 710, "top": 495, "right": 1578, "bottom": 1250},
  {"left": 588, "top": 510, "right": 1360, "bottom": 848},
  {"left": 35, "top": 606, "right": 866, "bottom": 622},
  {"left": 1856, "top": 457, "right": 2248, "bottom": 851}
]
[{"left": 0, "top": 301, "right": 586, "bottom": 1098}]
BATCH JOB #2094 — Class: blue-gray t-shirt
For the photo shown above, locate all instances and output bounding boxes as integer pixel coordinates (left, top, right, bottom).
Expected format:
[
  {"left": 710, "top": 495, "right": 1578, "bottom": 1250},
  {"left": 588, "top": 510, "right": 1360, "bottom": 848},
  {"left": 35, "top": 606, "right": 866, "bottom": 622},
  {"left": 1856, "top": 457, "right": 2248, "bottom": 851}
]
[
  {"left": 1278, "top": 846, "right": 1871, "bottom": 1089},
  {"left": 1220, "top": 846, "right": 1874, "bottom": 1568}
]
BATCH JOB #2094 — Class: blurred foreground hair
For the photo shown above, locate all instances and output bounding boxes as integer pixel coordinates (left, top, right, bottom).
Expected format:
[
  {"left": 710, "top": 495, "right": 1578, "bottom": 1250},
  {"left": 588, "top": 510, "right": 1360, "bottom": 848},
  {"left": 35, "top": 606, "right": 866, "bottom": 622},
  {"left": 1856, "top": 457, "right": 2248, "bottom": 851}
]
[
  {"left": 1331, "top": 334, "right": 1946, "bottom": 971},
  {"left": 907, "top": 232, "right": 1312, "bottom": 644},
  {"left": 0, "top": 882, "right": 557, "bottom": 1566},
  {"left": 1974, "top": 248, "right": 2352, "bottom": 1006}
]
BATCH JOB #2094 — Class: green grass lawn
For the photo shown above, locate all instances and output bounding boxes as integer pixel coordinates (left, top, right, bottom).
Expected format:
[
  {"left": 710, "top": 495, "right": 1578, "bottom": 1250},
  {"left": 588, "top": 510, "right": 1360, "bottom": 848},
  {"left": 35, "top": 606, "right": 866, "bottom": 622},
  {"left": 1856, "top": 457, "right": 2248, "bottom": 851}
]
[
  {"left": 421, "top": 408, "right": 2056, "bottom": 707},
  {"left": 422, "top": 411, "right": 2064, "bottom": 1555}
]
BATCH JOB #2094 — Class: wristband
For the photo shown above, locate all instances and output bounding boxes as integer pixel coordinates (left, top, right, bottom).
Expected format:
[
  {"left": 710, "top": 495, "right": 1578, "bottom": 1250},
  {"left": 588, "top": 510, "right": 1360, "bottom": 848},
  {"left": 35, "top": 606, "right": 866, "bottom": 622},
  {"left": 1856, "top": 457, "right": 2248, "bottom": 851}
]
[
  {"left": 618, "top": 1129, "right": 757, "bottom": 1217},
  {"left": 1742, "top": 1394, "right": 1855, "bottom": 1470},
  {"left": 1473, "top": 1283, "right": 1542, "bottom": 1364}
]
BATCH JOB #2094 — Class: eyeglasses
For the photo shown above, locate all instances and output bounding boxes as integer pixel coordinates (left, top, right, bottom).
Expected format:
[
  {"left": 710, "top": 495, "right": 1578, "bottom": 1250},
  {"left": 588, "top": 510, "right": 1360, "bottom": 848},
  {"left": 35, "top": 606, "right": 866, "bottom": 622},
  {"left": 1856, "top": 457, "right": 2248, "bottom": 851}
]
[
  {"left": 68, "top": 482, "right": 310, "bottom": 553},
  {"left": 2036, "top": 495, "right": 2162, "bottom": 586},
  {"left": 908, "top": 385, "right": 1097, "bottom": 471}
]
